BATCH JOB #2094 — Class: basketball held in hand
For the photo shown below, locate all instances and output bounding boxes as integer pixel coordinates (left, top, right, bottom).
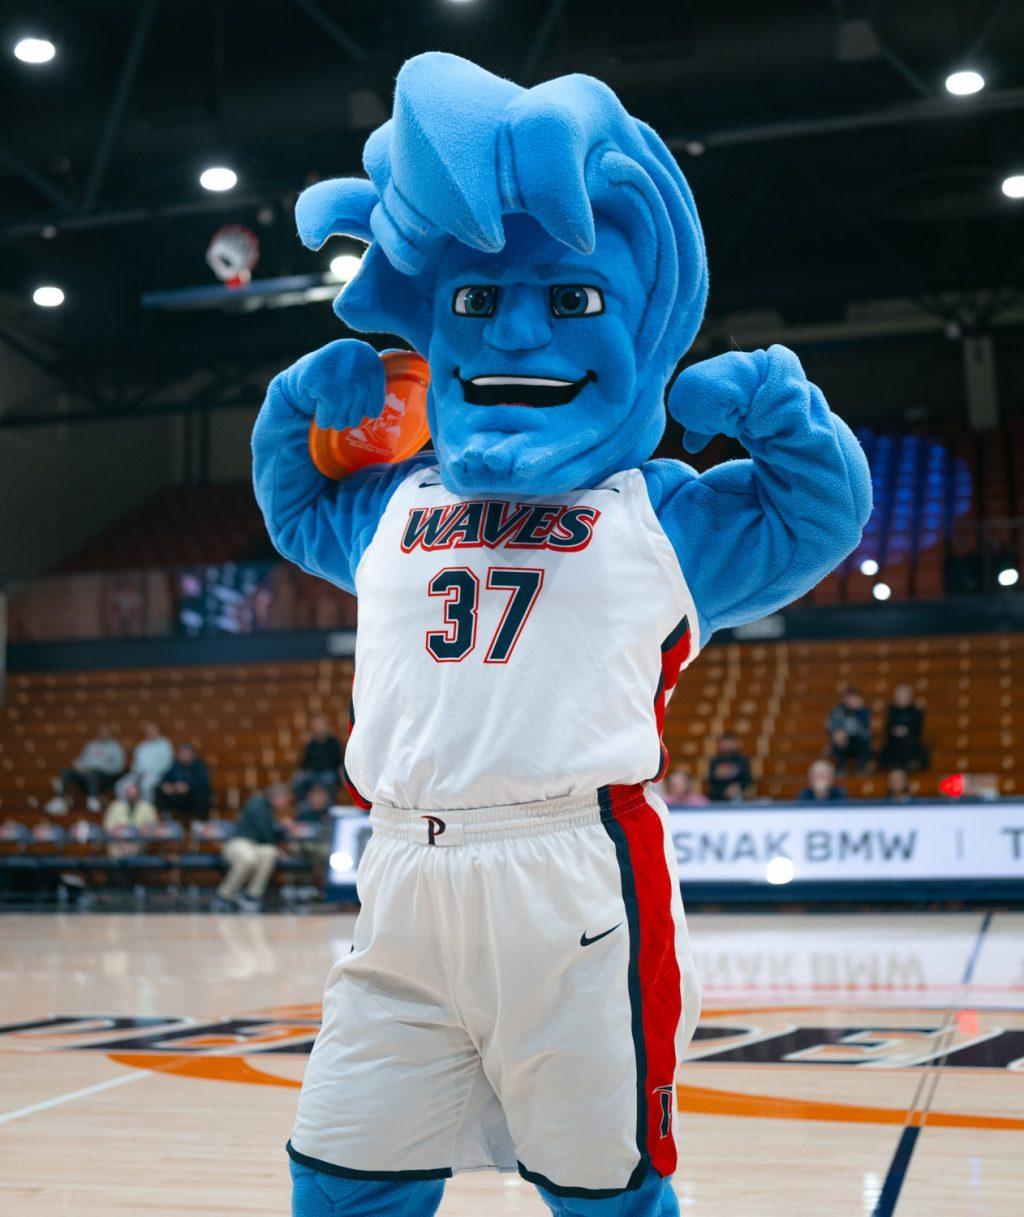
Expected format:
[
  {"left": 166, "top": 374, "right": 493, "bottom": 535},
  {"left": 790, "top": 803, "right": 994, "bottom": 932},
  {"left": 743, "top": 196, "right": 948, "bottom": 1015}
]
[{"left": 308, "top": 350, "right": 431, "bottom": 479}]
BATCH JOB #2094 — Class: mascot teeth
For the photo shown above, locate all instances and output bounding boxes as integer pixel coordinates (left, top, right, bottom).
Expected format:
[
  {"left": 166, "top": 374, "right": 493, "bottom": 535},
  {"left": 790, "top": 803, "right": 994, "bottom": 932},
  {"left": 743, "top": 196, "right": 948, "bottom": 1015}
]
[{"left": 471, "top": 376, "right": 575, "bottom": 387}]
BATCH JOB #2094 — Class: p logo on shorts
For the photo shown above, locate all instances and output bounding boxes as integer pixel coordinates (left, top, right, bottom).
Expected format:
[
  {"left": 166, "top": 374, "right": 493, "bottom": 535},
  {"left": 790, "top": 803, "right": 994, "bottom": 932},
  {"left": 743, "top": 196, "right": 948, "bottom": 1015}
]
[
  {"left": 422, "top": 814, "right": 447, "bottom": 846},
  {"left": 654, "top": 1084, "right": 674, "bottom": 1137}
]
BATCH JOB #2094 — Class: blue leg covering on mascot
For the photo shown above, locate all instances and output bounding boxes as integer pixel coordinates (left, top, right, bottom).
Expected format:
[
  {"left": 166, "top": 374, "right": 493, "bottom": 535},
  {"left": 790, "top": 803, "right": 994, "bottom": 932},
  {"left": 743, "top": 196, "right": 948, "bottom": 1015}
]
[
  {"left": 290, "top": 1161, "right": 444, "bottom": 1217},
  {"left": 291, "top": 1161, "right": 677, "bottom": 1217},
  {"left": 536, "top": 1170, "right": 680, "bottom": 1217}
]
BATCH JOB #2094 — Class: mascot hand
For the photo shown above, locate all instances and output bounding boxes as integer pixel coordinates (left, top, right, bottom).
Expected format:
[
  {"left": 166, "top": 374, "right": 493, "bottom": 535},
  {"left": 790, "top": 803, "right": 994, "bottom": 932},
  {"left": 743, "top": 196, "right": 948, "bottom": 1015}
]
[
  {"left": 668, "top": 347, "right": 782, "bottom": 454},
  {"left": 277, "top": 339, "right": 387, "bottom": 431}
]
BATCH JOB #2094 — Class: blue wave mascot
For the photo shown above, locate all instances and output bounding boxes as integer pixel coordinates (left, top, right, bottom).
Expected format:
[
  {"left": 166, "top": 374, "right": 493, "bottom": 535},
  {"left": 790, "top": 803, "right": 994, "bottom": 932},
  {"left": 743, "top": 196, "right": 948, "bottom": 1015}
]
[{"left": 254, "top": 52, "right": 871, "bottom": 1217}]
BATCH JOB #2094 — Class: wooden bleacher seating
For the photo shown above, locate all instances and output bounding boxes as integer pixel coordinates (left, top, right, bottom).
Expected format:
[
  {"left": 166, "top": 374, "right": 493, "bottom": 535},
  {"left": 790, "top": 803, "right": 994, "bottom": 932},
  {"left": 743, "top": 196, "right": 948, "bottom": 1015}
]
[{"left": 2, "top": 635, "right": 1022, "bottom": 832}]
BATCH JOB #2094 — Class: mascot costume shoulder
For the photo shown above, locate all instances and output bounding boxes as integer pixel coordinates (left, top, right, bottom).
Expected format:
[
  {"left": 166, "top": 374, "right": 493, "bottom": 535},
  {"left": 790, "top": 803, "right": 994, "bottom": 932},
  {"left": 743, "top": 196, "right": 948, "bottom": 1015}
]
[{"left": 253, "top": 52, "right": 871, "bottom": 1217}]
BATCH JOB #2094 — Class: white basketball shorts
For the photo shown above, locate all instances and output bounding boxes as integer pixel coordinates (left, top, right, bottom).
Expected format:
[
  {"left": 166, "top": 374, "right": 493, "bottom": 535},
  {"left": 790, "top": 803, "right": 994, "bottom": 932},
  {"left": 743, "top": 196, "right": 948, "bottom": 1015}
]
[{"left": 287, "top": 784, "right": 700, "bottom": 1198}]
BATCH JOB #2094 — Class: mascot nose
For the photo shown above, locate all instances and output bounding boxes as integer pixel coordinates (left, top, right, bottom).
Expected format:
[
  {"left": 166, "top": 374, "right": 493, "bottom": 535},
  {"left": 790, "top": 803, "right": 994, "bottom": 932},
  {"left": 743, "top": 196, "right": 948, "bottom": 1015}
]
[{"left": 483, "top": 286, "right": 552, "bottom": 352}]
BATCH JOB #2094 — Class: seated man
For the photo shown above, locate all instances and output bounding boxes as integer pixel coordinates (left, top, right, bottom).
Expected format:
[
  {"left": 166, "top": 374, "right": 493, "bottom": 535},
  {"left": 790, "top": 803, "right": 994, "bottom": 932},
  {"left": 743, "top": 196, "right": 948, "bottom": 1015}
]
[
  {"left": 103, "top": 778, "right": 158, "bottom": 859},
  {"left": 878, "top": 684, "right": 929, "bottom": 770},
  {"left": 798, "top": 759, "right": 846, "bottom": 802},
  {"left": 827, "top": 686, "right": 872, "bottom": 773},
  {"left": 156, "top": 743, "right": 212, "bottom": 819},
  {"left": 293, "top": 715, "right": 343, "bottom": 797},
  {"left": 293, "top": 781, "right": 335, "bottom": 884},
  {"left": 213, "top": 783, "right": 293, "bottom": 913},
  {"left": 297, "top": 780, "right": 334, "bottom": 827},
  {"left": 47, "top": 726, "right": 125, "bottom": 814},
  {"left": 707, "top": 733, "right": 753, "bottom": 802},
  {"left": 120, "top": 722, "right": 174, "bottom": 803}
]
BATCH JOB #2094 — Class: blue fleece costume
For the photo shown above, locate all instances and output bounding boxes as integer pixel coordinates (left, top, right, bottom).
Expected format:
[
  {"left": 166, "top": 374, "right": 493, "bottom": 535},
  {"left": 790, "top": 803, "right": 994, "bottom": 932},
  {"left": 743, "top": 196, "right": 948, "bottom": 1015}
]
[{"left": 254, "top": 52, "right": 870, "bottom": 1217}]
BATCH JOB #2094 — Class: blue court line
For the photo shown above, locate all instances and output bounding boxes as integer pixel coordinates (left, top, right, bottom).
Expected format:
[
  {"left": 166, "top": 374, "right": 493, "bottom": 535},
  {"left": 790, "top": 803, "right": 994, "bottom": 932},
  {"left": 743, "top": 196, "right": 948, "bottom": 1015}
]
[
  {"left": 961, "top": 911, "right": 994, "bottom": 985},
  {"left": 870, "top": 911, "right": 993, "bottom": 1217}
]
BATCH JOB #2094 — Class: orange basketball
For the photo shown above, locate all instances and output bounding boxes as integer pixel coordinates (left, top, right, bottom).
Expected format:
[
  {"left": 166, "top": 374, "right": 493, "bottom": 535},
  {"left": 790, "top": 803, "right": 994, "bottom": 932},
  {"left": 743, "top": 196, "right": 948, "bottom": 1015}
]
[{"left": 308, "top": 350, "right": 431, "bottom": 480}]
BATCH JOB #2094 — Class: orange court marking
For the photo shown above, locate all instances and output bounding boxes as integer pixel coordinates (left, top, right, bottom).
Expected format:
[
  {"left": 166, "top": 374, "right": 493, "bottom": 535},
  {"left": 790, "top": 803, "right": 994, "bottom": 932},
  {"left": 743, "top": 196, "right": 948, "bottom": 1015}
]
[
  {"left": 103, "top": 1050, "right": 1024, "bottom": 1132},
  {"left": 676, "top": 1082, "right": 1024, "bottom": 1131},
  {"left": 107, "top": 1052, "right": 301, "bottom": 1088}
]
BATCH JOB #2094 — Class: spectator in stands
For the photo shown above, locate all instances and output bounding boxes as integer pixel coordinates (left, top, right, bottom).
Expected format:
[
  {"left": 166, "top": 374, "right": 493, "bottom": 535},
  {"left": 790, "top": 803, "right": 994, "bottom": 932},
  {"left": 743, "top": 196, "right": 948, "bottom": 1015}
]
[
  {"left": 119, "top": 722, "right": 174, "bottom": 803},
  {"left": 660, "top": 766, "right": 709, "bottom": 807},
  {"left": 103, "top": 778, "right": 158, "bottom": 859},
  {"left": 878, "top": 684, "right": 929, "bottom": 771},
  {"left": 46, "top": 726, "right": 125, "bottom": 814},
  {"left": 294, "top": 715, "right": 344, "bottom": 797},
  {"left": 707, "top": 734, "right": 752, "bottom": 802},
  {"left": 798, "top": 759, "right": 846, "bottom": 802},
  {"left": 886, "top": 768, "right": 913, "bottom": 803},
  {"left": 294, "top": 781, "right": 334, "bottom": 883},
  {"left": 297, "top": 780, "right": 335, "bottom": 826},
  {"left": 156, "top": 743, "right": 212, "bottom": 818},
  {"left": 213, "top": 782, "right": 293, "bottom": 912},
  {"left": 827, "top": 686, "right": 872, "bottom": 773}
]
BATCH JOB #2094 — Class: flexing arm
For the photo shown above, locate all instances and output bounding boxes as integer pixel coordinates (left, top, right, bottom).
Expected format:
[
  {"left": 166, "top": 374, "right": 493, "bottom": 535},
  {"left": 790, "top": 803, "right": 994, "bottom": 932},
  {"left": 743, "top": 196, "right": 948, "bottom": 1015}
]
[
  {"left": 252, "top": 339, "right": 433, "bottom": 594},
  {"left": 646, "top": 344, "right": 871, "bottom": 640}
]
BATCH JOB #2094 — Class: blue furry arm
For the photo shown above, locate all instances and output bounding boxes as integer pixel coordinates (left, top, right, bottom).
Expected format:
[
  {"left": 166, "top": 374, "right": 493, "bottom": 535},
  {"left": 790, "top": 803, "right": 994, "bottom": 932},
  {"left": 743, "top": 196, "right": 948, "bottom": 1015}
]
[
  {"left": 648, "top": 344, "right": 872, "bottom": 639},
  {"left": 252, "top": 341, "right": 433, "bottom": 593}
]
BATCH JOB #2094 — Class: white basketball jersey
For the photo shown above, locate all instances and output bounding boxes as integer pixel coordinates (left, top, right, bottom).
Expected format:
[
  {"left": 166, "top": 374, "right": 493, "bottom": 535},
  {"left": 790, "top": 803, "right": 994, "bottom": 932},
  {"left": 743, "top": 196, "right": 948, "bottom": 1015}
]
[{"left": 344, "top": 463, "right": 700, "bottom": 811}]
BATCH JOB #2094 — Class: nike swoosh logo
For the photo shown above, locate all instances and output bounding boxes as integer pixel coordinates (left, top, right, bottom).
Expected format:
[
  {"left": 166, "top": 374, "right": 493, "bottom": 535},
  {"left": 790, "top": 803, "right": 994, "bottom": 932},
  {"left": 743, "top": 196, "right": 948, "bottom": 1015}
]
[
  {"left": 580, "top": 922, "right": 623, "bottom": 947},
  {"left": 418, "top": 481, "right": 442, "bottom": 488}
]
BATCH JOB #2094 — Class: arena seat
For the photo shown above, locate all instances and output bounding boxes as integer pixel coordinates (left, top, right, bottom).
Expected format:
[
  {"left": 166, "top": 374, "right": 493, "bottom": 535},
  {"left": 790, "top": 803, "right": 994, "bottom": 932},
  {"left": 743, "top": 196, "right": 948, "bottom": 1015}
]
[
  {"left": 822, "top": 422, "right": 1024, "bottom": 604},
  {"left": 661, "top": 632, "right": 1023, "bottom": 798},
  {"left": 0, "top": 658, "right": 355, "bottom": 819},
  {"left": 1, "top": 635, "right": 1021, "bottom": 830},
  {"left": 57, "top": 482, "right": 268, "bottom": 572}
]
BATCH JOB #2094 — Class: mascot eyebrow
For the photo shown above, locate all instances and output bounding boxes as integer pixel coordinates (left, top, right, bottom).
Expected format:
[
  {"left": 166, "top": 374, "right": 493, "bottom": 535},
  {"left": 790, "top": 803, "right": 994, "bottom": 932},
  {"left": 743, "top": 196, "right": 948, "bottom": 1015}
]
[{"left": 294, "top": 53, "right": 708, "bottom": 379}]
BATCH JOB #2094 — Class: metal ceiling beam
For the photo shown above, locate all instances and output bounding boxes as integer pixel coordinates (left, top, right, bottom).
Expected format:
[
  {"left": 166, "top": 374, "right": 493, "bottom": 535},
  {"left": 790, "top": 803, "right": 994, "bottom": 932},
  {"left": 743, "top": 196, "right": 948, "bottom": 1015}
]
[
  {"left": 0, "top": 322, "right": 110, "bottom": 413},
  {"left": 82, "top": 0, "right": 160, "bottom": 212},
  {"left": 0, "top": 144, "right": 77, "bottom": 214},
  {"left": 289, "top": 0, "right": 369, "bottom": 63},
  {"left": 520, "top": 0, "right": 570, "bottom": 83},
  {"left": 4, "top": 191, "right": 275, "bottom": 238},
  {"left": 795, "top": 163, "right": 952, "bottom": 322},
  {"left": 669, "top": 86, "right": 1024, "bottom": 152},
  {"left": 0, "top": 382, "right": 264, "bottom": 429},
  {"left": 876, "top": 40, "right": 931, "bottom": 99},
  {"left": 965, "top": 0, "right": 1019, "bottom": 59},
  {"left": 6, "top": 86, "right": 1024, "bottom": 240}
]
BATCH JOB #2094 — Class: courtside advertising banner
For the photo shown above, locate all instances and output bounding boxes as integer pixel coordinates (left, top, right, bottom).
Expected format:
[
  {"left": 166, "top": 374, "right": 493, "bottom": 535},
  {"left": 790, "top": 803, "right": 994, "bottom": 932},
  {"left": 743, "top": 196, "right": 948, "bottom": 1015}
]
[{"left": 328, "top": 802, "right": 1024, "bottom": 888}]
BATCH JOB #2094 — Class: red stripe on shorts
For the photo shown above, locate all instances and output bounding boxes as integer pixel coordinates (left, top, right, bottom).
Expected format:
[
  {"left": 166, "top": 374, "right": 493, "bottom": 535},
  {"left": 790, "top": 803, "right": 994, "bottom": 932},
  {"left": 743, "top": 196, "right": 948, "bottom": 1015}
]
[{"left": 605, "top": 784, "right": 683, "bottom": 1177}]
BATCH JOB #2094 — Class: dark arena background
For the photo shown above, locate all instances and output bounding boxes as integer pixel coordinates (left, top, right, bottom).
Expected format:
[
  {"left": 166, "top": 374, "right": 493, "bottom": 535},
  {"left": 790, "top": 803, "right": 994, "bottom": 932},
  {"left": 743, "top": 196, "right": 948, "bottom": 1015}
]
[{"left": 1, "top": 2, "right": 1022, "bottom": 1214}]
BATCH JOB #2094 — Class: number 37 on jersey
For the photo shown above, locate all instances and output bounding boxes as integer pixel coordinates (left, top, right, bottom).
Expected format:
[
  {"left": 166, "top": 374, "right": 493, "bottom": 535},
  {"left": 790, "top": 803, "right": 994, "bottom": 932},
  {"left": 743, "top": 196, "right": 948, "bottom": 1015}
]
[{"left": 426, "top": 567, "right": 544, "bottom": 664}]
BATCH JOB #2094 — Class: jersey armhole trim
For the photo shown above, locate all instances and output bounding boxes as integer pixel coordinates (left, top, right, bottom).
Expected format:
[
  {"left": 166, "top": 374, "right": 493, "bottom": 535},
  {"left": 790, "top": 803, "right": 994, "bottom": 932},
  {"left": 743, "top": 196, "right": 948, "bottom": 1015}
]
[{"left": 632, "top": 470, "right": 701, "bottom": 660}]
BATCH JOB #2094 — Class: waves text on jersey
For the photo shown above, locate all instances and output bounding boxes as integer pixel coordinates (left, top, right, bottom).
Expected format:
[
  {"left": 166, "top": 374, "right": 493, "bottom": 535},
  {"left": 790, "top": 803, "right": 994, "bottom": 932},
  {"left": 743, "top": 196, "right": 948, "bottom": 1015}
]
[{"left": 401, "top": 502, "right": 602, "bottom": 553}]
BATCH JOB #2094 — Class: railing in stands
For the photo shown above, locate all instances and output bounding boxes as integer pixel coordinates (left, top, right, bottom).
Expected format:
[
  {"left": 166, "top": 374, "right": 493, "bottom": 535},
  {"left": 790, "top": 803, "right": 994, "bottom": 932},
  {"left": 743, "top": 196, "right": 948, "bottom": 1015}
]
[{"left": 4, "top": 560, "right": 356, "bottom": 644}]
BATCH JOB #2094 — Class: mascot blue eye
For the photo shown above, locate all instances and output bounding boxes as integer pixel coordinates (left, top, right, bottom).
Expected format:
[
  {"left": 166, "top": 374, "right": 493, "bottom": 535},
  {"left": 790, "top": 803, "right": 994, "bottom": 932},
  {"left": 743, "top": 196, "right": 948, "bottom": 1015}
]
[
  {"left": 453, "top": 285, "right": 498, "bottom": 317},
  {"left": 550, "top": 285, "right": 604, "bottom": 318}
]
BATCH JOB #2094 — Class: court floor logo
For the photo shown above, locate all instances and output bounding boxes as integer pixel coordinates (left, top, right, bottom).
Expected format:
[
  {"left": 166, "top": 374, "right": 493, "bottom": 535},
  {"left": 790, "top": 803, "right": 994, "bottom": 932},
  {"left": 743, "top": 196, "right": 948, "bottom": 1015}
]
[{"left": 2, "top": 1006, "right": 1022, "bottom": 1130}]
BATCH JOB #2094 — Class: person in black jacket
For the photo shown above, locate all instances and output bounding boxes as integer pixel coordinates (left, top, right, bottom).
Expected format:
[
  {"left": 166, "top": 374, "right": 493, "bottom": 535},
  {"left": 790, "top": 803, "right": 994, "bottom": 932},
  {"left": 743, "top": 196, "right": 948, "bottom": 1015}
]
[
  {"left": 156, "top": 743, "right": 212, "bottom": 818},
  {"left": 707, "top": 733, "right": 753, "bottom": 802},
  {"left": 294, "top": 715, "right": 344, "bottom": 797},
  {"left": 878, "top": 685, "right": 929, "bottom": 771},
  {"left": 213, "top": 783, "right": 293, "bottom": 912},
  {"left": 827, "top": 686, "right": 872, "bottom": 773}
]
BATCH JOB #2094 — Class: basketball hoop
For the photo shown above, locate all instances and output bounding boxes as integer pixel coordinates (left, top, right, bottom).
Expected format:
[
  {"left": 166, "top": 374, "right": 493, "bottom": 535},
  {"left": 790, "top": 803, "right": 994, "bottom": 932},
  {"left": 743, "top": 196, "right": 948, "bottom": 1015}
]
[{"left": 206, "top": 224, "right": 260, "bottom": 289}]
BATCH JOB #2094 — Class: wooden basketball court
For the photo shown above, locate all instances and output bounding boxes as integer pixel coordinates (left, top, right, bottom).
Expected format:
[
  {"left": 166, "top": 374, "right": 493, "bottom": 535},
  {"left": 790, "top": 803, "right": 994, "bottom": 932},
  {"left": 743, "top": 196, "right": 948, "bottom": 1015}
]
[{"left": 1, "top": 910, "right": 1020, "bottom": 1215}]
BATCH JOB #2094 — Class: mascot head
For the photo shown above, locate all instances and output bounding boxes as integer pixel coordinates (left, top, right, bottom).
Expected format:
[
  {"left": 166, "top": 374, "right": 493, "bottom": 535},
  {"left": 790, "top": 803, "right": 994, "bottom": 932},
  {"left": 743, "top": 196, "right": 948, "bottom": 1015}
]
[{"left": 296, "top": 52, "right": 708, "bottom": 495}]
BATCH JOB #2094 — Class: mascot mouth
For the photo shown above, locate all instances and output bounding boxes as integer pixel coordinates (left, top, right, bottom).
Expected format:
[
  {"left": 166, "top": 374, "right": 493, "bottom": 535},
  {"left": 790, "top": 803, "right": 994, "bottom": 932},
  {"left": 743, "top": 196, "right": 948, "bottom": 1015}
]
[{"left": 456, "top": 369, "right": 596, "bottom": 407}]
